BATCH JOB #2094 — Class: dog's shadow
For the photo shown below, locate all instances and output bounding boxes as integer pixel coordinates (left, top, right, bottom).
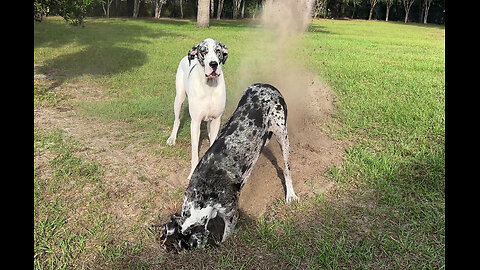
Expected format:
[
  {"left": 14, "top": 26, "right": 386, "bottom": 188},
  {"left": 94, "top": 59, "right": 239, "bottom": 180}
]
[{"left": 261, "top": 145, "right": 287, "bottom": 193}]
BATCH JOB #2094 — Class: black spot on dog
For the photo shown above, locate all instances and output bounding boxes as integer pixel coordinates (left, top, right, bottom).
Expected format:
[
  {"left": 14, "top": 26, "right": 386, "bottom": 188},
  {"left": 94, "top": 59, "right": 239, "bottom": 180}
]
[
  {"left": 206, "top": 215, "right": 225, "bottom": 244},
  {"left": 248, "top": 108, "right": 263, "bottom": 128},
  {"left": 241, "top": 164, "right": 250, "bottom": 174},
  {"left": 233, "top": 182, "right": 242, "bottom": 192},
  {"left": 195, "top": 200, "right": 205, "bottom": 209},
  {"left": 237, "top": 94, "right": 249, "bottom": 107},
  {"left": 225, "top": 121, "right": 238, "bottom": 136}
]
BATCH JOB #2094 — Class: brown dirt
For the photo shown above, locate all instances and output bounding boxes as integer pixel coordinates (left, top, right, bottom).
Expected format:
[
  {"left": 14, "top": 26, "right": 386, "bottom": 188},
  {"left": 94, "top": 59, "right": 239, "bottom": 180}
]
[{"left": 238, "top": 73, "right": 347, "bottom": 218}]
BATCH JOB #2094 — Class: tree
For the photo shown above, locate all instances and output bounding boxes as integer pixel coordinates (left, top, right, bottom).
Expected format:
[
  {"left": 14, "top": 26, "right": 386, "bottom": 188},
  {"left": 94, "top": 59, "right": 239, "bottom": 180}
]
[
  {"left": 313, "top": 0, "right": 327, "bottom": 18},
  {"left": 402, "top": 0, "right": 415, "bottom": 23},
  {"left": 241, "top": 0, "right": 245, "bottom": 18},
  {"left": 233, "top": 0, "right": 242, "bottom": 19},
  {"left": 102, "top": 0, "right": 114, "bottom": 18},
  {"left": 368, "top": 0, "right": 378, "bottom": 20},
  {"left": 210, "top": 0, "right": 215, "bottom": 17},
  {"left": 34, "top": 0, "right": 101, "bottom": 25},
  {"left": 154, "top": 0, "right": 167, "bottom": 18},
  {"left": 197, "top": 0, "right": 210, "bottom": 28},
  {"left": 216, "top": 0, "right": 225, "bottom": 19},
  {"left": 133, "top": 0, "right": 141, "bottom": 18},
  {"left": 178, "top": 0, "right": 184, "bottom": 18},
  {"left": 423, "top": 0, "right": 433, "bottom": 24},
  {"left": 383, "top": 0, "right": 396, "bottom": 21},
  {"left": 350, "top": 0, "right": 362, "bottom": 19}
]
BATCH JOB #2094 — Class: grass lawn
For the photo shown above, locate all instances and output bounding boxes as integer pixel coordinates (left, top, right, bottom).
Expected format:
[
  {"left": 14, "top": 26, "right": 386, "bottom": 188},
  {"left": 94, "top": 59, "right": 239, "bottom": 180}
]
[{"left": 34, "top": 17, "right": 444, "bottom": 269}]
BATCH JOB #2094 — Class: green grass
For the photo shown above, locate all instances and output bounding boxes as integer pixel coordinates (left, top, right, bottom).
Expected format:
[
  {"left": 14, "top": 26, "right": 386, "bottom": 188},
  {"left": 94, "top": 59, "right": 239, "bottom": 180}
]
[{"left": 34, "top": 17, "right": 444, "bottom": 269}]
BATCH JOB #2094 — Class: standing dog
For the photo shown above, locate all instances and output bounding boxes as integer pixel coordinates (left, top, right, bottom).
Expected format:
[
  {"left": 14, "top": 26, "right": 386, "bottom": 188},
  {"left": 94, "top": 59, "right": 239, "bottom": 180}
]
[
  {"left": 166, "top": 38, "right": 229, "bottom": 180},
  {"left": 160, "top": 83, "right": 298, "bottom": 251}
]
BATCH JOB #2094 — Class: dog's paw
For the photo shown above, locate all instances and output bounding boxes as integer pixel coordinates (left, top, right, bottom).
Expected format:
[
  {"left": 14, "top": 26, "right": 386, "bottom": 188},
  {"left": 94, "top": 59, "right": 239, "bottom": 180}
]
[
  {"left": 166, "top": 136, "right": 176, "bottom": 146},
  {"left": 286, "top": 193, "right": 299, "bottom": 203}
]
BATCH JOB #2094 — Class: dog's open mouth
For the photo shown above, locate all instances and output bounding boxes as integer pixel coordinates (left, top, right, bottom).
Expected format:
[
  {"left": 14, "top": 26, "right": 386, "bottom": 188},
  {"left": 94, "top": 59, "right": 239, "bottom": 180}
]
[{"left": 206, "top": 72, "right": 220, "bottom": 79}]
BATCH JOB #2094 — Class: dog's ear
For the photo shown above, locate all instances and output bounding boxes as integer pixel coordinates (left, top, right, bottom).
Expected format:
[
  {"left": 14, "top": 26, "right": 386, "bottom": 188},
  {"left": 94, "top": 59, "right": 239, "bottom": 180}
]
[
  {"left": 217, "top": 42, "right": 228, "bottom": 65},
  {"left": 160, "top": 214, "right": 181, "bottom": 239},
  {"left": 188, "top": 44, "right": 199, "bottom": 66},
  {"left": 160, "top": 213, "right": 184, "bottom": 251}
]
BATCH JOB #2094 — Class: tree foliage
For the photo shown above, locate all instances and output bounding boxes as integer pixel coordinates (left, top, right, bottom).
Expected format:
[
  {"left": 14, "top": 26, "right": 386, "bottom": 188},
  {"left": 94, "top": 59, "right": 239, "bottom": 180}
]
[{"left": 34, "top": 0, "right": 102, "bottom": 25}]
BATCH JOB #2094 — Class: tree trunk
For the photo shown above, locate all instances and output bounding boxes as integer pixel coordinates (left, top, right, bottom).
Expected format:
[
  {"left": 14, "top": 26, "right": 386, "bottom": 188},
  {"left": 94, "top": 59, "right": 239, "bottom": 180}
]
[
  {"left": 210, "top": 0, "right": 215, "bottom": 18},
  {"left": 155, "top": 0, "right": 163, "bottom": 18},
  {"left": 133, "top": 0, "right": 140, "bottom": 18},
  {"left": 423, "top": 0, "right": 432, "bottom": 24},
  {"left": 216, "top": 0, "right": 224, "bottom": 19},
  {"left": 241, "top": 0, "right": 245, "bottom": 18},
  {"left": 419, "top": 3, "right": 424, "bottom": 23},
  {"left": 179, "top": 0, "right": 184, "bottom": 18},
  {"left": 102, "top": 0, "right": 113, "bottom": 18},
  {"left": 403, "top": 0, "right": 414, "bottom": 23},
  {"left": 233, "top": 0, "right": 242, "bottom": 19},
  {"left": 385, "top": 5, "right": 390, "bottom": 21},
  {"left": 368, "top": 0, "right": 376, "bottom": 20},
  {"left": 197, "top": 0, "right": 210, "bottom": 28}
]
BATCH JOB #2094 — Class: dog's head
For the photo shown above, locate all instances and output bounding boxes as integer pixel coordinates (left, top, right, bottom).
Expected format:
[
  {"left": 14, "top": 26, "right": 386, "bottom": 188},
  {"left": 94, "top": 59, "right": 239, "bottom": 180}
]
[
  {"left": 159, "top": 214, "right": 213, "bottom": 252},
  {"left": 187, "top": 38, "right": 228, "bottom": 79}
]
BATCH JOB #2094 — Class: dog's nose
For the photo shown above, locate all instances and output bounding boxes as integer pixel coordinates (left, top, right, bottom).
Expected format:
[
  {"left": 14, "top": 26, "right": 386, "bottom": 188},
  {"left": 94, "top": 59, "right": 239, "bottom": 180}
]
[{"left": 209, "top": 61, "right": 218, "bottom": 71}]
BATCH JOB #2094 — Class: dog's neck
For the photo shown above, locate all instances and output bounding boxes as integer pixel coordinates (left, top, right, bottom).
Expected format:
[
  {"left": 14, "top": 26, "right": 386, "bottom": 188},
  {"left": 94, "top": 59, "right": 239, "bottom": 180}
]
[{"left": 206, "top": 77, "right": 219, "bottom": 87}]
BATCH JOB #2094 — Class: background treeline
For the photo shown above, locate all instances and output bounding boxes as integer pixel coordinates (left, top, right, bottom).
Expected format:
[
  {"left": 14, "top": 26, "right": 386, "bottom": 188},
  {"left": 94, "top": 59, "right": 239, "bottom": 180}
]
[{"left": 34, "top": 0, "right": 445, "bottom": 25}]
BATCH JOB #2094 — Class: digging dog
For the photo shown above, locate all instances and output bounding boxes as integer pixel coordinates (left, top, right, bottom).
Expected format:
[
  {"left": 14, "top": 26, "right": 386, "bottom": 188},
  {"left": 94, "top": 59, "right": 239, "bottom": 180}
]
[
  {"left": 160, "top": 83, "right": 298, "bottom": 251},
  {"left": 166, "top": 38, "right": 229, "bottom": 180}
]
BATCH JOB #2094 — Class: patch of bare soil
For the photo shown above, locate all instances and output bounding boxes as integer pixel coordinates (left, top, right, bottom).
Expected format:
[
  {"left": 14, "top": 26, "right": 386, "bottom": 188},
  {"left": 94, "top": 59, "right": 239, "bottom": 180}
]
[
  {"left": 34, "top": 73, "right": 192, "bottom": 242},
  {"left": 237, "top": 72, "right": 348, "bottom": 218}
]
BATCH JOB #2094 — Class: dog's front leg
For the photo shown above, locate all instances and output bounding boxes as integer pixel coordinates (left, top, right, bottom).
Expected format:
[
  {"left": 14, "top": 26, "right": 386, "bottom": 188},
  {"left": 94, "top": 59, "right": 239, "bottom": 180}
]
[
  {"left": 208, "top": 116, "right": 222, "bottom": 146},
  {"left": 188, "top": 119, "right": 201, "bottom": 180},
  {"left": 219, "top": 210, "right": 238, "bottom": 242}
]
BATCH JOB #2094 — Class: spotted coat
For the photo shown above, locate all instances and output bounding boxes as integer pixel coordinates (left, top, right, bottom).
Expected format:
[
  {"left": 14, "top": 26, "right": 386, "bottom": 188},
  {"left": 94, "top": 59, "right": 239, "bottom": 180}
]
[{"left": 160, "top": 83, "right": 298, "bottom": 251}]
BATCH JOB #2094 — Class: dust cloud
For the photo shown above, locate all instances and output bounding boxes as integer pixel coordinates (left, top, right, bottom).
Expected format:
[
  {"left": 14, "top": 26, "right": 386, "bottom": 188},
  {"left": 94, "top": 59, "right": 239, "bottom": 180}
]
[{"left": 231, "top": 0, "right": 316, "bottom": 133}]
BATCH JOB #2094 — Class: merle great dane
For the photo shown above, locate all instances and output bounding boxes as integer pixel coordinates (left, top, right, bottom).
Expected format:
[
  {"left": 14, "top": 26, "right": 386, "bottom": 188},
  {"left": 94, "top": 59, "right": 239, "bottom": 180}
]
[
  {"left": 166, "top": 38, "right": 229, "bottom": 180},
  {"left": 160, "top": 83, "right": 298, "bottom": 251}
]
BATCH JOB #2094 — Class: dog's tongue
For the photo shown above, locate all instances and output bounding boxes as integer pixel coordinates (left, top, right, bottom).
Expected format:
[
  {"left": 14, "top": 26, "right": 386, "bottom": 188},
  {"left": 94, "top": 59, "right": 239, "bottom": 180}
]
[{"left": 207, "top": 72, "right": 218, "bottom": 78}]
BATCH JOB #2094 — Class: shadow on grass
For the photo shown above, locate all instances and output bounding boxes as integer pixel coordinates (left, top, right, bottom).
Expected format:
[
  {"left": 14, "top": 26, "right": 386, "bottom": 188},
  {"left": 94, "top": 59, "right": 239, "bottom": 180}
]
[{"left": 35, "top": 18, "right": 184, "bottom": 88}]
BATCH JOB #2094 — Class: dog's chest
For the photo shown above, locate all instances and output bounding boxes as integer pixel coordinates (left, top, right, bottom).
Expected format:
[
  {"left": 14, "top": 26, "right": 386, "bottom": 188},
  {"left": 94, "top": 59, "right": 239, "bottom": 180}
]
[{"left": 189, "top": 83, "right": 226, "bottom": 120}]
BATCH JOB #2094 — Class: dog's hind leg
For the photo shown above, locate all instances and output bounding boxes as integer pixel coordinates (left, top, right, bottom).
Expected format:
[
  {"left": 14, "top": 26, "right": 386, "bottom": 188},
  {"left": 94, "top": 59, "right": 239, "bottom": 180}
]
[
  {"left": 272, "top": 121, "right": 298, "bottom": 203},
  {"left": 167, "top": 66, "right": 187, "bottom": 146}
]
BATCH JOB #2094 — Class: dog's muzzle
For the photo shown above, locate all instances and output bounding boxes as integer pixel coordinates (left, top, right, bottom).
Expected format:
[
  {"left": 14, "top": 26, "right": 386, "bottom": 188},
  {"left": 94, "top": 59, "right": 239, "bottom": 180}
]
[{"left": 206, "top": 61, "right": 220, "bottom": 78}]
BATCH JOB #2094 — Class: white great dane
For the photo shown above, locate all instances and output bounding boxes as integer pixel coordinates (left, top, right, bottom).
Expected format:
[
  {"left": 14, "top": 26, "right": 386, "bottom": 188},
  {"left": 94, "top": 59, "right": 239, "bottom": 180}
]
[{"left": 166, "top": 38, "right": 229, "bottom": 180}]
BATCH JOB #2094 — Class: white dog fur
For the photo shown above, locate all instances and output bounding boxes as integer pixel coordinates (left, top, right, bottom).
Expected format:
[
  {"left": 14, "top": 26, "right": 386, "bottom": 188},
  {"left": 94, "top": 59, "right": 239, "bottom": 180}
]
[{"left": 166, "top": 38, "right": 229, "bottom": 179}]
